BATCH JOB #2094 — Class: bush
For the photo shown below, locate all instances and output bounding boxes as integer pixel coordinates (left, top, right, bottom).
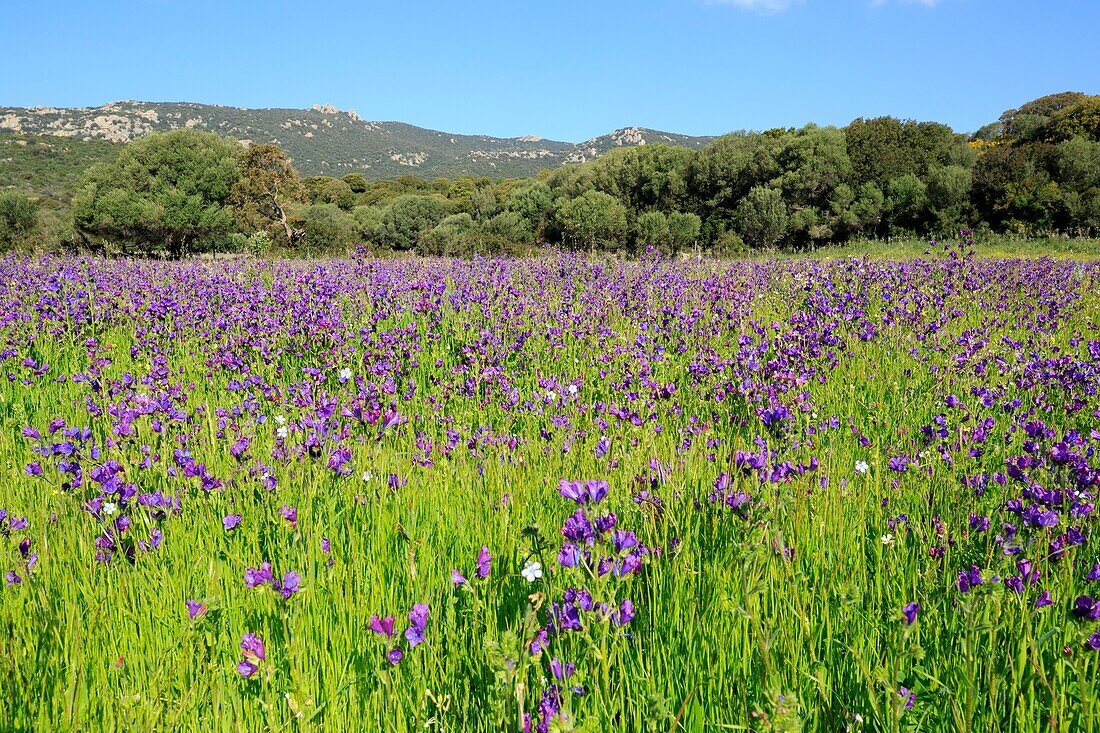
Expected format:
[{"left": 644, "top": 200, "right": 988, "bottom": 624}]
[
  {"left": 0, "top": 192, "right": 39, "bottom": 250},
  {"left": 556, "top": 190, "right": 628, "bottom": 250},
  {"left": 735, "top": 186, "right": 788, "bottom": 248},
  {"left": 418, "top": 213, "right": 476, "bottom": 256},
  {"left": 381, "top": 195, "right": 450, "bottom": 250},
  {"left": 71, "top": 129, "right": 241, "bottom": 258},
  {"left": 300, "top": 204, "right": 354, "bottom": 253}
]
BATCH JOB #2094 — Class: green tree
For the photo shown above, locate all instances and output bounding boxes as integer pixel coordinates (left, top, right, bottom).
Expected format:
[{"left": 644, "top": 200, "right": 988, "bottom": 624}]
[
  {"left": 544, "top": 164, "right": 598, "bottom": 200},
  {"left": 777, "top": 125, "right": 852, "bottom": 212},
  {"left": 230, "top": 143, "right": 305, "bottom": 245},
  {"left": 418, "top": 213, "right": 477, "bottom": 256},
  {"left": 666, "top": 211, "right": 701, "bottom": 252},
  {"left": 687, "top": 131, "right": 782, "bottom": 217},
  {"left": 342, "top": 172, "right": 369, "bottom": 193},
  {"left": 735, "top": 186, "right": 788, "bottom": 248},
  {"left": 1057, "top": 138, "right": 1100, "bottom": 230},
  {"left": 829, "top": 182, "right": 884, "bottom": 239},
  {"left": 637, "top": 210, "right": 700, "bottom": 254},
  {"left": 999, "top": 92, "right": 1088, "bottom": 139},
  {"left": 591, "top": 144, "right": 694, "bottom": 212},
  {"left": 300, "top": 203, "right": 353, "bottom": 252},
  {"left": 380, "top": 194, "right": 449, "bottom": 250},
  {"left": 635, "top": 211, "right": 670, "bottom": 249},
  {"left": 504, "top": 180, "right": 554, "bottom": 240},
  {"left": 471, "top": 186, "right": 499, "bottom": 221},
  {"left": 971, "top": 144, "right": 1066, "bottom": 232},
  {"left": 556, "top": 190, "right": 628, "bottom": 250},
  {"left": 303, "top": 176, "right": 356, "bottom": 211},
  {"left": 351, "top": 205, "right": 386, "bottom": 244},
  {"left": 477, "top": 210, "right": 532, "bottom": 253},
  {"left": 885, "top": 174, "right": 929, "bottom": 233},
  {"left": 1034, "top": 96, "right": 1100, "bottom": 143},
  {"left": 0, "top": 192, "right": 39, "bottom": 250},
  {"left": 71, "top": 129, "right": 241, "bottom": 258},
  {"left": 926, "top": 165, "right": 973, "bottom": 232},
  {"left": 845, "top": 117, "right": 963, "bottom": 190}
]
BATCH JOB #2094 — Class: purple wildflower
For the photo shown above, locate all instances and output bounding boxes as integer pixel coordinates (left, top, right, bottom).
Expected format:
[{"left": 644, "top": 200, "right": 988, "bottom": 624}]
[
  {"left": 476, "top": 546, "right": 491, "bottom": 578},
  {"left": 240, "top": 633, "right": 265, "bottom": 661},
  {"left": 368, "top": 614, "right": 396, "bottom": 637},
  {"left": 405, "top": 604, "right": 429, "bottom": 647}
]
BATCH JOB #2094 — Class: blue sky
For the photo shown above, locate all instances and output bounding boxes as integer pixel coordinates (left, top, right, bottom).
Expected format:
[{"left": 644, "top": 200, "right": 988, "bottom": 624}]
[{"left": 2, "top": 0, "right": 1097, "bottom": 142}]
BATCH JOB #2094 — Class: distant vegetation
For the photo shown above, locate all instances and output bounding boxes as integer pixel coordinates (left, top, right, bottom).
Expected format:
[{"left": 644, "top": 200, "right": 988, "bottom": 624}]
[{"left": 1, "top": 91, "right": 1098, "bottom": 257}]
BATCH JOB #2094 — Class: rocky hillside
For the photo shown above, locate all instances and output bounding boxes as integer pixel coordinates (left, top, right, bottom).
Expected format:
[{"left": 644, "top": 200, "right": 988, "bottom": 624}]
[{"left": 0, "top": 101, "right": 716, "bottom": 179}]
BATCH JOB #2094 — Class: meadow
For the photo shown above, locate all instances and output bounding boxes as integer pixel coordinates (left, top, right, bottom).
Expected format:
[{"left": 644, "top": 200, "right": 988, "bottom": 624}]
[{"left": 1, "top": 237, "right": 1099, "bottom": 731}]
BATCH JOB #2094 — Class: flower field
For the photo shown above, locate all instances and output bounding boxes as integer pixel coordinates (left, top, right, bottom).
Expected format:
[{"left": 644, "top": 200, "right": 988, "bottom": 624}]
[{"left": 2, "top": 240, "right": 1100, "bottom": 731}]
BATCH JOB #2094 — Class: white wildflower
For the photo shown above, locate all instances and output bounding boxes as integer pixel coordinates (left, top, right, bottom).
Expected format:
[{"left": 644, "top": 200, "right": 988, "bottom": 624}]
[
  {"left": 102, "top": 502, "right": 118, "bottom": 516},
  {"left": 521, "top": 560, "right": 543, "bottom": 583},
  {"left": 855, "top": 460, "right": 869, "bottom": 475},
  {"left": 881, "top": 534, "right": 894, "bottom": 546}
]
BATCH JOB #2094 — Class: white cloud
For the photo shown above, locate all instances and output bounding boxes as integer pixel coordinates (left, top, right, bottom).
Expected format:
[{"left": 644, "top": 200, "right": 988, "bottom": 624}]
[
  {"left": 869, "top": 0, "right": 944, "bottom": 6},
  {"left": 708, "top": 0, "right": 946, "bottom": 12},
  {"left": 707, "top": 0, "right": 802, "bottom": 14}
]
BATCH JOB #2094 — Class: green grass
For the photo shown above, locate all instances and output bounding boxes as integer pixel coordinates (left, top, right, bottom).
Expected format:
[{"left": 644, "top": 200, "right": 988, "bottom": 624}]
[
  {"left": 0, "top": 254, "right": 1098, "bottom": 731},
  {"left": 806, "top": 234, "right": 1100, "bottom": 260}
]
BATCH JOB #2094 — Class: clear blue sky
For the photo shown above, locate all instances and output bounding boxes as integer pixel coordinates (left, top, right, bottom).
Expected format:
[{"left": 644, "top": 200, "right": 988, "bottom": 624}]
[{"left": 2, "top": 0, "right": 1097, "bottom": 142}]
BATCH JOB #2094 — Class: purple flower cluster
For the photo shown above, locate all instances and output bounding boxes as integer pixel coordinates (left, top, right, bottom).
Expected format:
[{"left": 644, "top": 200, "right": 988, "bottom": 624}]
[
  {"left": 244, "top": 562, "right": 302, "bottom": 600},
  {"left": 237, "top": 633, "right": 265, "bottom": 678},
  {"left": 368, "top": 604, "right": 429, "bottom": 665}
]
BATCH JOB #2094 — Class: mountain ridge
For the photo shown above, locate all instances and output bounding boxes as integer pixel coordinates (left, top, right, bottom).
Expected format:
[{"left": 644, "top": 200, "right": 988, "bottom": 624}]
[{"left": 0, "top": 100, "right": 717, "bottom": 179}]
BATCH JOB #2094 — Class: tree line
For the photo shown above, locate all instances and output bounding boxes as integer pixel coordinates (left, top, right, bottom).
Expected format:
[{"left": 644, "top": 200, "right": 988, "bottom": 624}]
[{"left": 2, "top": 91, "right": 1097, "bottom": 257}]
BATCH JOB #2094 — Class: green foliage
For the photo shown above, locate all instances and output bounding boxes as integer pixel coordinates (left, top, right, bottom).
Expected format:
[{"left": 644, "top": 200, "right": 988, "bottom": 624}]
[
  {"left": 971, "top": 144, "right": 1066, "bottom": 232},
  {"left": 341, "top": 172, "right": 369, "bottom": 193},
  {"left": 1056, "top": 139, "right": 1100, "bottom": 230},
  {"left": 830, "top": 182, "right": 885, "bottom": 239},
  {"left": 999, "top": 91, "right": 1088, "bottom": 139},
  {"left": 635, "top": 210, "right": 670, "bottom": 249},
  {"left": 505, "top": 180, "right": 554, "bottom": 240},
  {"left": 556, "top": 190, "right": 629, "bottom": 250},
  {"left": 735, "top": 186, "right": 788, "bottom": 248},
  {"left": 418, "top": 213, "right": 477, "bottom": 256},
  {"left": 845, "top": 117, "right": 964, "bottom": 190},
  {"left": 471, "top": 186, "right": 499, "bottom": 221},
  {"left": 6, "top": 91, "right": 1100, "bottom": 254},
  {"left": 1034, "top": 96, "right": 1100, "bottom": 143},
  {"left": 231, "top": 143, "right": 305, "bottom": 245},
  {"left": 71, "top": 129, "right": 241, "bottom": 258},
  {"left": 0, "top": 192, "right": 39, "bottom": 250},
  {"left": 590, "top": 144, "right": 693, "bottom": 211},
  {"left": 635, "top": 210, "right": 702, "bottom": 254},
  {"left": 303, "top": 176, "right": 356, "bottom": 211},
  {"left": 667, "top": 211, "right": 702, "bottom": 252},
  {"left": 299, "top": 203, "right": 354, "bottom": 252},
  {"left": 687, "top": 131, "right": 782, "bottom": 213},
  {"left": 926, "top": 165, "right": 973, "bottom": 231},
  {"left": 776, "top": 125, "right": 852, "bottom": 210},
  {"left": 381, "top": 194, "right": 450, "bottom": 250},
  {"left": 886, "top": 174, "right": 929, "bottom": 234},
  {"left": 352, "top": 204, "right": 387, "bottom": 244}
]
